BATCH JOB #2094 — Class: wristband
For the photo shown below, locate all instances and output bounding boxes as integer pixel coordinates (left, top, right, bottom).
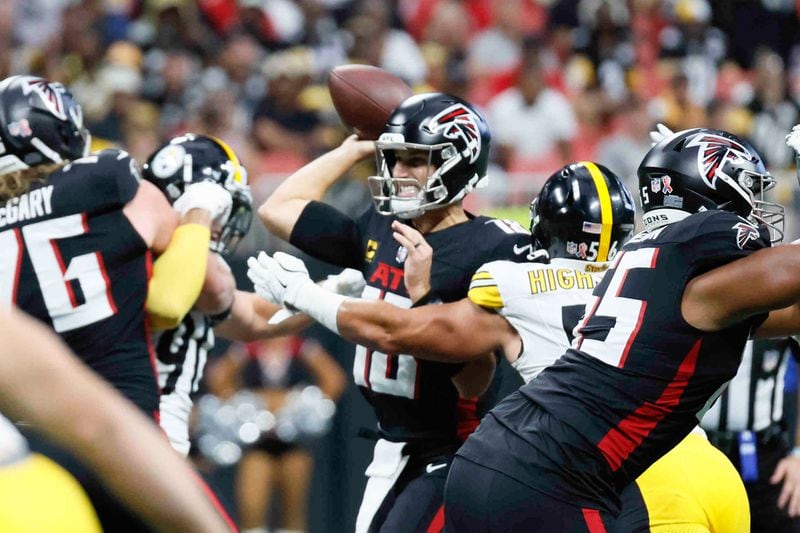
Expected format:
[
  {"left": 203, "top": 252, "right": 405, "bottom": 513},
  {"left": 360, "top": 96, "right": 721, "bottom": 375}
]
[
  {"left": 207, "top": 303, "right": 234, "bottom": 326},
  {"left": 287, "top": 282, "right": 349, "bottom": 334}
]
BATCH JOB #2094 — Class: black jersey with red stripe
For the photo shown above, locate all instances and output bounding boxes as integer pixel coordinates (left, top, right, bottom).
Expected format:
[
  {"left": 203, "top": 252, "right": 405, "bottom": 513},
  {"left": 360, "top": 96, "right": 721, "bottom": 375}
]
[
  {"left": 457, "top": 209, "right": 770, "bottom": 510},
  {"left": 291, "top": 202, "right": 530, "bottom": 452},
  {"left": 4, "top": 149, "right": 158, "bottom": 415}
]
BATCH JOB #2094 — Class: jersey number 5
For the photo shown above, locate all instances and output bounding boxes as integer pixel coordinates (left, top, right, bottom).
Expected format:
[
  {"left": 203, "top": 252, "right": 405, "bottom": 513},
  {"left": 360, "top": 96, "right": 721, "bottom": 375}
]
[
  {"left": 0, "top": 214, "right": 116, "bottom": 332},
  {"left": 575, "top": 247, "right": 659, "bottom": 367}
]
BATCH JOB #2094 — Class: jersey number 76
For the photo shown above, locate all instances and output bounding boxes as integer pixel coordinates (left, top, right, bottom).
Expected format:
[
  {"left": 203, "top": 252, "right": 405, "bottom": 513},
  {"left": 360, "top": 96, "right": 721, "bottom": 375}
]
[{"left": 0, "top": 214, "right": 116, "bottom": 332}]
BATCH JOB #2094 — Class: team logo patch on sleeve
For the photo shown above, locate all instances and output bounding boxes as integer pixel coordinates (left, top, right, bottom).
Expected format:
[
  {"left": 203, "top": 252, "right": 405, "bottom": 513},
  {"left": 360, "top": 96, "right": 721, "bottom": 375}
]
[
  {"left": 733, "top": 221, "right": 760, "bottom": 249},
  {"left": 686, "top": 133, "right": 754, "bottom": 190}
]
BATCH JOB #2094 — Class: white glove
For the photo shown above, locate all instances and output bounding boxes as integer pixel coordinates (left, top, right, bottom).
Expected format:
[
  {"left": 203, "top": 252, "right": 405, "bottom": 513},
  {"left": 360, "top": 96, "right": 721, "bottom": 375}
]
[
  {"left": 786, "top": 124, "right": 800, "bottom": 154},
  {"left": 649, "top": 123, "right": 675, "bottom": 146},
  {"left": 247, "top": 251, "right": 349, "bottom": 334},
  {"left": 267, "top": 268, "right": 365, "bottom": 324},
  {"left": 321, "top": 268, "right": 366, "bottom": 297},
  {"left": 246, "top": 251, "right": 313, "bottom": 308},
  {"left": 173, "top": 181, "right": 233, "bottom": 226}
]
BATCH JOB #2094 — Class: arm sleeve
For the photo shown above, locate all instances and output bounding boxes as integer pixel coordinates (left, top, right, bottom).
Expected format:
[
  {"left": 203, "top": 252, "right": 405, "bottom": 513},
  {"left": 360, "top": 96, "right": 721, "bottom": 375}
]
[
  {"left": 289, "top": 201, "right": 364, "bottom": 269},
  {"left": 146, "top": 224, "right": 211, "bottom": 331}
]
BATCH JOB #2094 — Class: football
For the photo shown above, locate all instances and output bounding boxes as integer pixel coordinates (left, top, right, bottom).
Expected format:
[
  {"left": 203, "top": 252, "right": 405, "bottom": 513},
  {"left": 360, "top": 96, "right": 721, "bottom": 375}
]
[{"left": 327, "top": 65, "right": 413, "bottom": 140}]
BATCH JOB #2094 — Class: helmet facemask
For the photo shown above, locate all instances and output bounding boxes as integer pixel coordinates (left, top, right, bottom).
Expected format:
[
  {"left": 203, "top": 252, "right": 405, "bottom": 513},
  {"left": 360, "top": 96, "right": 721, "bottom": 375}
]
[
  {"left": 214, "top": 184, "right": 253, "bottom": 255},
  {"left": 736, "top": 168, "right": 784, "bottom": 244},
  {"left": 368, "top": 135, "right": 478, "bottom": 219}
]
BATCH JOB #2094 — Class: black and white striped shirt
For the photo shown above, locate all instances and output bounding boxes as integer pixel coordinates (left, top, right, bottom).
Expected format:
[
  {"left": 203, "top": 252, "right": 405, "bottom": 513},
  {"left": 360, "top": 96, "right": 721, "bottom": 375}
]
[{"left": 701, "top": 338, "right": 799, "bottom": 433}]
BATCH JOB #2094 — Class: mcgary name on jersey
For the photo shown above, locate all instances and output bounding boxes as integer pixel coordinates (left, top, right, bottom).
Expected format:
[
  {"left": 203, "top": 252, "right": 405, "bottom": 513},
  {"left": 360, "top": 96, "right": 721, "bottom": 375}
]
[{"left": 0, "top": 185, "right": 54, "bottom": 228}]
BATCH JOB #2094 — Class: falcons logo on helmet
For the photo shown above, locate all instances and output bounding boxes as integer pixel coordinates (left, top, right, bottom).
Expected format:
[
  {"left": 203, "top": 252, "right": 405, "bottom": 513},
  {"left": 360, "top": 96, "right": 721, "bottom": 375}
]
[
  {"left": 424, "top": 104, "right": 481, "bottom": 163},
  {"left": 686, "top": 133, "right": 754, "bottom": 190},
  {"left": 732, "top": 221, "right": 760, "bottom": 249},
  {"left": 21, "top": 78, "right": 69, "bottom": 122}
]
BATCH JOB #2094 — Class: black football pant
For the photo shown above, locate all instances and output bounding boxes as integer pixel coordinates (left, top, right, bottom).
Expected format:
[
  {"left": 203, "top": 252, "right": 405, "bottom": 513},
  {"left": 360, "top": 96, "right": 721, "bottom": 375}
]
[
  {"left": 368, "top": 452, "right": 450, "bottom": 532},
  {"left": 444, "top": 455, "right": 617, "bottom": 532}
]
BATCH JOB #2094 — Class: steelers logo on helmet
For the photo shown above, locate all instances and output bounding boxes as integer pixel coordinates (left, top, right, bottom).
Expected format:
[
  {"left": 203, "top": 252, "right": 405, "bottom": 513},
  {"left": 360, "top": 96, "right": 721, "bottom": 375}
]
[
  {"left": 150, "top": 144, "right": 187, "bottom": 180},
  {"left": 142, "top": 133, "right": 253, "bottom": 256}
]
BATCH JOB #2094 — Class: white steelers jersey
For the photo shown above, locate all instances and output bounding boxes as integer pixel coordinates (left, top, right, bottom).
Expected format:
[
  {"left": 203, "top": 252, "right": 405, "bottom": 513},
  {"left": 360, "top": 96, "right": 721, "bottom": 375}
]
[{"left": 468, "top": 257, "right": 609, "bottom": 383}]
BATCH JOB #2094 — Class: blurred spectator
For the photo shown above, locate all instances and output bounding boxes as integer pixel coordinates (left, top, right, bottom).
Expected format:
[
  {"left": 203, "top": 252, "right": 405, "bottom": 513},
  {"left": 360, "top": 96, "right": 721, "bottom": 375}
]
[
  {"left": 487, "top": 49, "right": 577, "bottom": 173},
  {"left": 660, "top": 0, "right": 726, "bottom": 107},
  {"left": 748, "top": 49, "right": 799, "bottom": 169},
  {"left": 573, "top": 0, "right": 633, "bottom": 102},
  {"left": 655, "top": 70, "right": 707, "bottom": 131},
  {"left": 346, "top": 0, "right": 426, "bottom": 84},
  {"left": 206, "top": 336, "right": 347, "bottom": 533},
  {"left": 140, "top": 48, "right": 203, "bottom": 136},
  {"left": 251, "top": 47, "right": 324, "bottom": 171},
  {"left": 596, "top": 96, "right": 654, "bottom": 192}
]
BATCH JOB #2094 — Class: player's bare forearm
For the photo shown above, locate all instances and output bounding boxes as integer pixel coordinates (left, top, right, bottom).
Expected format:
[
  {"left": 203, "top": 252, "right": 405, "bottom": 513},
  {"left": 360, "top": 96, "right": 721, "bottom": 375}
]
[
  {"left": 194, "top": 254, "right": 236, "bottom": 316},
  {"left": 259, "top": 137, "right": 374, "bottom": 240},
  {"left": 452, "top": 353, "right": 497, "bottom": 398},
  {"left": 0, "top": 309, "right": 232, "bottom": 533},
  {"left": 755, "top": 303, "right": 800, "bottom": 338},
  {"left": 685, "top": 243, "right": 800, "bottom": 332},
  {"left": 337, "top": 298, "right": 507, "bottom": 362},
  {"left": 215, "top": 290, "right": 313, "bottom": 342}
]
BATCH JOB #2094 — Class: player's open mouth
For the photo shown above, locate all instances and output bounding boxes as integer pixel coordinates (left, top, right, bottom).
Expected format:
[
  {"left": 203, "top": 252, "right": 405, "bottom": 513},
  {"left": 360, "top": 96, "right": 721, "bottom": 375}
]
[{"left": 397, "top": 184, "right": 422, "bottom": 198}]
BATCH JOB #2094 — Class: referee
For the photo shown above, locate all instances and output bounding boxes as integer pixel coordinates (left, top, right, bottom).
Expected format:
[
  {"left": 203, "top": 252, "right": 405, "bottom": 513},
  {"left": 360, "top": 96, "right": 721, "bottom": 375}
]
[{"left": 701, "top": 337, "right": 800, "bottom": 532}]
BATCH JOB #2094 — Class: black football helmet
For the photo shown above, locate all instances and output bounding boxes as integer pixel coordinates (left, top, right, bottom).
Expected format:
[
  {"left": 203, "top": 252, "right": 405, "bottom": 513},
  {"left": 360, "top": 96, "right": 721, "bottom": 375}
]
[
  {"left": 531, "top": 162, "right": 636, "bottom": 262},
  {"left": 142, "top": 134, "right": 252, "bottom": 255},
  {"left": 0, "top": 75, "right": 90, "bottom": 174},
  {"left": 637, "top": 127, "right": 784, "bottom": 243},
  {"left": 368, "top": 92, "right": 491, "bottom": 219}
]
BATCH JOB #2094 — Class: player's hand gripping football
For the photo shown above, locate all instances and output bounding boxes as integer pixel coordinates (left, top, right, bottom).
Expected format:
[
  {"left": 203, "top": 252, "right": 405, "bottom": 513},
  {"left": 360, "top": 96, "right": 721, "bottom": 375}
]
[
  {"left": 247, "top": 251, "right": 314, "bottom": 309},
  {"left": 392, "top": 221, "right": 433, "bottom": 303},
  {"left": 173, "top": 181, "right": 233, "bottom": 226}
]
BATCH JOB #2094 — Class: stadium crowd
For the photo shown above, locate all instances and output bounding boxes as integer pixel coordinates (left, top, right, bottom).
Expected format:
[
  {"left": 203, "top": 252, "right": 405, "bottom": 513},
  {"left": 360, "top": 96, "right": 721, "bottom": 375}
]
[{"left": 4, "top": 0, "right": 800, "bottom": 239}]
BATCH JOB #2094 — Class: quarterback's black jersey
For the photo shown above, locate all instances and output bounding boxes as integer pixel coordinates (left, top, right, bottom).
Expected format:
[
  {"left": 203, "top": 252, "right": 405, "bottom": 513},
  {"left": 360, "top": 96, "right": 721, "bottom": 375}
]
[
  {"left": 458, "top": 209, "right": 770, "bottom": 509},
  {"left": 4, "top": 150, "right": 158, "bottom": 416},
  {"left": 291, "top": 201, "right": 530, "bottom": 450}
]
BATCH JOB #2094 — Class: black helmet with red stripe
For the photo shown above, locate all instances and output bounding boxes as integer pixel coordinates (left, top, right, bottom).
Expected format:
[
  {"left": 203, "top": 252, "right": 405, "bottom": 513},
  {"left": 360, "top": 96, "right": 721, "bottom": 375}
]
[
  {"left": 368, "top": 92, "right": 491, "bottom": 219},
  {"left": 0, "top": 75, "right": 90, "bottom": 174},
  {"left": 637, "top": 127, "right": 783, "bottom": 242}
]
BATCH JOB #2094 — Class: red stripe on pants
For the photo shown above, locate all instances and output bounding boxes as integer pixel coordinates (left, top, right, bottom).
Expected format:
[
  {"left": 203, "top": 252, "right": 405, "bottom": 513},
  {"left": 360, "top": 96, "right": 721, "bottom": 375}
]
[
  {"left": 427, "top": 505, "right": 445, "bottom": 533},
  {"left": 582, "top": 508, "right": 607, "bottom": 533}
]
